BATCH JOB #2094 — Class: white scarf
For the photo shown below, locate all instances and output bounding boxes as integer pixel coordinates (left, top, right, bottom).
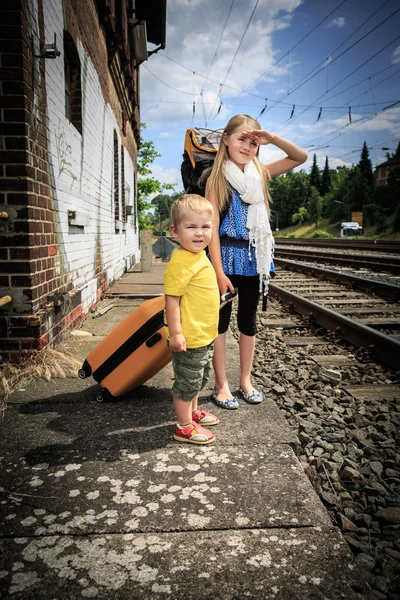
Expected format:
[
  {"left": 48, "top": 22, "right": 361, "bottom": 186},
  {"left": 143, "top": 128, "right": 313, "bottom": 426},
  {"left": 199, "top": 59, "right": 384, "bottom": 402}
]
[{"left": 223, "top": 159, "right": 274, "bottom": 294}]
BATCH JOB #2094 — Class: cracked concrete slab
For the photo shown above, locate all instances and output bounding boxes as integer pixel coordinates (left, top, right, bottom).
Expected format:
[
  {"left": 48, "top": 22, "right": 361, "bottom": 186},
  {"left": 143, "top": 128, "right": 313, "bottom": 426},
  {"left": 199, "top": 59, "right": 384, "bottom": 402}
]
[
  {"left": 1, "top": 444, "right": 330, "bottom": 537},
  {"left": 0, "top": 528, "right": 371, "bottom": 599}
]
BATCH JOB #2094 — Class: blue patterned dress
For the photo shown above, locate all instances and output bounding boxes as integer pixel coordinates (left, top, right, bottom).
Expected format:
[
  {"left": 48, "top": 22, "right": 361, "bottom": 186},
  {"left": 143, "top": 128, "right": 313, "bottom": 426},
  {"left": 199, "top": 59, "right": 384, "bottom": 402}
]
[{"left": 219, "top": 188, "right": 258, "bottom": 276}]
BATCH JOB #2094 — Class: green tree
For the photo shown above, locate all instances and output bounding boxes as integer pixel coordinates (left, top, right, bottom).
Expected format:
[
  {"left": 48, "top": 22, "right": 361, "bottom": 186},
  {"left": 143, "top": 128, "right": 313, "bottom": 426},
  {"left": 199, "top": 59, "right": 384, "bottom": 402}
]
[
  {"left": 309, "top": 154, "right": 321, "bottom": 192},
  {"left": 151, "top": 191, "right": 183, "bottom": 227},
  {"left": 393, "top": 205, "right": 400, "bottom": 232},
  {"left": 386, "top": 141, "right": 400, "bottom": 160},
  {"left": 320, "top": 156, "right": 331, "bottom": 196},
  {"left": 137, "top": 124, "right": 175, "bottom": 229},
  {"left": 268, "top": 170, "right": 310, "bottom": 229},
  {"left": 291, "top": 206, "right": 309, "bottom": 225},
  {"left": 308, "top": 186, "right": 322, "bottom": 228},
  {"left": 358, "top": 141, "right": 374, "bottom": 192}
]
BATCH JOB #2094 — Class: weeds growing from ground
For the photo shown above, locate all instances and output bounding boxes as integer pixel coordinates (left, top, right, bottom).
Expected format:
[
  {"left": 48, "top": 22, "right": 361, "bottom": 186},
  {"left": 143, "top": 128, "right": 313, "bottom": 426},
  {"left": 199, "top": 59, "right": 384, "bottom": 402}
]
[{"left": 0, "top": 350, "right": 81, "bottom": 417}]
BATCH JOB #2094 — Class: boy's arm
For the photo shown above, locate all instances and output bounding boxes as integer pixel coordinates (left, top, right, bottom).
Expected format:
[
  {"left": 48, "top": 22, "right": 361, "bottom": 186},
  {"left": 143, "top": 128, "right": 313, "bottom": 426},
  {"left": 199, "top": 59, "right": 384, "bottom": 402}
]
[{"left": 165, "top": 294, "right": 186, "bottom": 352}]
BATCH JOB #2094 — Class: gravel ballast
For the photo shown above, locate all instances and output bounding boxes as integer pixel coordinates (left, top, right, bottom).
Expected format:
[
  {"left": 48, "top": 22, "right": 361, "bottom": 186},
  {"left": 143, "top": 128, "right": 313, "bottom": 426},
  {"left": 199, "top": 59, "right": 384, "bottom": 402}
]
[{"left": 231, "top": 297, "right": 400, "bottom": 599}]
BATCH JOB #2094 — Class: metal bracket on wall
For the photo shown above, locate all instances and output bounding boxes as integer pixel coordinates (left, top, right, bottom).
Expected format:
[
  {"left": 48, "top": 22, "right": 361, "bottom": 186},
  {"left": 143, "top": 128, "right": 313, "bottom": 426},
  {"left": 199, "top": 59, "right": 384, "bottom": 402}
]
[{"left": 34, "top": 33, "right": 61, "bottom": 59}]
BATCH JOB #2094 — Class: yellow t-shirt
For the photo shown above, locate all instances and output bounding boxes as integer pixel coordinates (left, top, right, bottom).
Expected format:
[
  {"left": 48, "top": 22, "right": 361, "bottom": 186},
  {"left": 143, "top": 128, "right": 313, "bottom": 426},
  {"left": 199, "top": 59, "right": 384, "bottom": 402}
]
[{"left": 164, "top": 249, "right": 219, "bottom": 348}]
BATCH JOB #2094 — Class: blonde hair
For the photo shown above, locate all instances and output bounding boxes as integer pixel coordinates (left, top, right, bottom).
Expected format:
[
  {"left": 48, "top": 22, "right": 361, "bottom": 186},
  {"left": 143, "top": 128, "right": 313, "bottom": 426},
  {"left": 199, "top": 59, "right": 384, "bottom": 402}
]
[
  {"left": 171, "top": 193, "right": 213, "bottom": 227},
  {"left": 205, "top": 114, "right": 271, "bottom": 214}
]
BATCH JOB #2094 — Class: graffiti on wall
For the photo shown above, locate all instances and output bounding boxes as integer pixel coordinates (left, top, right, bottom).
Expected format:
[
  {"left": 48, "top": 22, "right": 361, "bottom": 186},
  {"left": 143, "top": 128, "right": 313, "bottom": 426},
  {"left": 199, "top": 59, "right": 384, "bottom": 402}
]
[{"left": 56, "top": 122, "right": 78, "bottom": 189}]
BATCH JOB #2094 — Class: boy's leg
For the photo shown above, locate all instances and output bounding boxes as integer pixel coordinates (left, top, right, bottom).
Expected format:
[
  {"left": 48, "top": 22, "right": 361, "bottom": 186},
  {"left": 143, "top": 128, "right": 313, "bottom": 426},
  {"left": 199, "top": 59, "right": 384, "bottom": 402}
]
[
  {"left": 173, "top": 395, "right": 194, "bottom": 428},
  {"left": 172, "top": 349, "right": 215, "bottom": 444},
  {"left": 192, "top": 345, "right": 219, "bottom": 426},
  {"left": 173, "top": 395, "right": 215, "bottom": 444}
]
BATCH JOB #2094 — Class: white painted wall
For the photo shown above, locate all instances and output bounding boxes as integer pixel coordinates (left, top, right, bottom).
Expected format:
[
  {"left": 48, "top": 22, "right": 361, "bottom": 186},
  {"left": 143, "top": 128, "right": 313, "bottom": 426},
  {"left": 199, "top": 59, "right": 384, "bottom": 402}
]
[{"left": 42, "top": 0, "right": 139, "bottom": 300}]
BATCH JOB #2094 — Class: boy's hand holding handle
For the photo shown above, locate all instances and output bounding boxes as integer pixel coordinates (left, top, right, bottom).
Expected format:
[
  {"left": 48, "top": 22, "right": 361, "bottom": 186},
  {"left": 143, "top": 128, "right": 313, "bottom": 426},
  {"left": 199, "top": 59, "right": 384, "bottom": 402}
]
[
  {"left": 221, "top": 288, "right": 237, "bottom": 302},
  {"left": 169, "top": 333, "right": 186, "bottom": 352}
]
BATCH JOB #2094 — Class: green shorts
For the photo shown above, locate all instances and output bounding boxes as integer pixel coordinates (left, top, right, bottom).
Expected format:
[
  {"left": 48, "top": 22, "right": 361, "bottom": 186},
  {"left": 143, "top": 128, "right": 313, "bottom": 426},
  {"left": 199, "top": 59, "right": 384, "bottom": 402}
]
[{"left": 171, "top": 343, "right": 214, "bottom": 402}]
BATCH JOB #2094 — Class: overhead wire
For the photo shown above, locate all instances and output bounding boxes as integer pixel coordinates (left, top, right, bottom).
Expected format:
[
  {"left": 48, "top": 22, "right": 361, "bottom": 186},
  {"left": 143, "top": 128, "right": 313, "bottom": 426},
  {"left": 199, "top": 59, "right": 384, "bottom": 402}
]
[
  {"left": 257, "top": 6, "right": 400, "bottom": 127},
  {"left": 277, "top": 0, "right": 390, "bottom": 100},
  {"left": 273, "top": 33, "right": 400, "bottom": 136},
  {"left": 291, "top": 67, "right": 400, "bottom": 145},
  {"left": 209, "top": 0, "right": 348, "bottom": 120},
  {"left": 142, "top": 64, "right": 198, "bottom": 96},
  {"left": 144, "top": 53, "right": 399, "bottom": 113},
  {"left": 197, "top": 0, "right": 235, "bottom": 124},
  {"left": 305, "top": 100, "right": 400, "bottom": 150},
  {"left": 151, "top": 3, "right": 398, "bottom": 124},
  {"left": 206, "top": 0, "right": 260, "bottom": 124}
]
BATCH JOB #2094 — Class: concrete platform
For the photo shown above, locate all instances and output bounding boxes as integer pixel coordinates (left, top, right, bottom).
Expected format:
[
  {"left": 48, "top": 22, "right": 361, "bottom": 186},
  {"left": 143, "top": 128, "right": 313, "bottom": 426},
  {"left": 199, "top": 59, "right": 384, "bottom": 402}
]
[{"left": 0, "top": 271, "right": 375, "bottom": 599}]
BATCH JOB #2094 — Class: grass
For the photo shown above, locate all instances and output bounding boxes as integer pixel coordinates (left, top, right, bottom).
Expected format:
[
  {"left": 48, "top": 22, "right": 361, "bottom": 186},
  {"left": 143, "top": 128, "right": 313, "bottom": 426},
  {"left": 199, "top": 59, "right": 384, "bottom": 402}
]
[
  {"left": 273, "top": 218, "right": 339, "bottom": 238},
  {"left": 0, "top": 349, "right": 81, "bottom": 417},
  {"left": 274, "top": 217, "right": 400, "bottom": 240}
]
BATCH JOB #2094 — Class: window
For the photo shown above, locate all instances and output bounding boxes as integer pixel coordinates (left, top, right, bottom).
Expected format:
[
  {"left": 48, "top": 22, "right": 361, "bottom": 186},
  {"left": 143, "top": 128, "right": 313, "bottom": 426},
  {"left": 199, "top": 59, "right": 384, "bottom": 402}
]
[
  {"left": 63, "top": 30, "right": 82, "bottom": 133},
  {"left": 114, "top": 131, "right": 120, "bottom": 230},
  {"left": 121, "top": 144, "right": 126, "bottom": 224}
]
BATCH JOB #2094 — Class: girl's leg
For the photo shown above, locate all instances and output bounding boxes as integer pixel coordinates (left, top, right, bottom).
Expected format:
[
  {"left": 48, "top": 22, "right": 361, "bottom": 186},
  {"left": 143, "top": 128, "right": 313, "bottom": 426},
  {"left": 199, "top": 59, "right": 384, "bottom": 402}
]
[
  {"left": 237, "top": 276, "right": 260, "bottom": 395},
  {"left": 239, "top": 333, "right": 256, "bottom": 394},
  {"left": 212, "top": 332, "right": 235, "bottom": 400}
]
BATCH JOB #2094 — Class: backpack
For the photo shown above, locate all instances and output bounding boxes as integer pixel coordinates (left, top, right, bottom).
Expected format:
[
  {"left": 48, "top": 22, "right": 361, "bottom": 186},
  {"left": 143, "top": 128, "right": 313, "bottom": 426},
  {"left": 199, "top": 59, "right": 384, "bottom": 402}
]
[{"left": 181, "top": 127, "right": 223, "bottom": 196}]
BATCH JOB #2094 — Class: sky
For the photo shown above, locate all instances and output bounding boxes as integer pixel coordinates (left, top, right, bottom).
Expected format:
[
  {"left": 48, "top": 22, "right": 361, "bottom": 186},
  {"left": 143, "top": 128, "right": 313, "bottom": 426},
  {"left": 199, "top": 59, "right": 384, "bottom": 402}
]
[{"left": 140, "top": 0, "right": 400, "bottom": 190}]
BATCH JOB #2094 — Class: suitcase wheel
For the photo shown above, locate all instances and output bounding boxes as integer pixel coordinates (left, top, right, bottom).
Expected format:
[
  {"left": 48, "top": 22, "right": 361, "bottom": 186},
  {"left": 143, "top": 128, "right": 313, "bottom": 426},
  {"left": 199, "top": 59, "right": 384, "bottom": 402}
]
[
  {"left": 78, "top": 360, "right": 92, "bottom": 379},
  {"left": 95, "top": 389, "right": 111, "bottom": 403}
]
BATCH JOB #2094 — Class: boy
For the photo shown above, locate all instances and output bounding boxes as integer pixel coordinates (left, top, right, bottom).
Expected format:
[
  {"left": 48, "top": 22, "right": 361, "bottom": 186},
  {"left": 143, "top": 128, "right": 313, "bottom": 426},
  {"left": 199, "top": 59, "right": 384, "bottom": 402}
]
[{"left": 164, "top": 194, "right": 220, "bottom": 444}]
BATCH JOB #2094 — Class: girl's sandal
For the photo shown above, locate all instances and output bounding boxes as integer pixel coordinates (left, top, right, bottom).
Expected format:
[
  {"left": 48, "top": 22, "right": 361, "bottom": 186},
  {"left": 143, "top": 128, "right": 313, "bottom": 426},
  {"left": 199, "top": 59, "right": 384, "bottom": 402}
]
[
  {"left": 239, "top": 387, "right": 263, "bottom": 404},
  {"left": 211, "top": 389, "right": 239, "bottom": 410}
]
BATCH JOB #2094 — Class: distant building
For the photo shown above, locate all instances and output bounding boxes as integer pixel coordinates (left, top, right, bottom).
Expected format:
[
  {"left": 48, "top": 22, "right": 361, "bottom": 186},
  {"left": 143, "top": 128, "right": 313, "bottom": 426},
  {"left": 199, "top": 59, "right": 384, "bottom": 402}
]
[
  {"left": 375, "top": 157, "right": 400, "bottom": 186},
  {"left": 0, "top": 0, "right": 166, "bottom": 360}
]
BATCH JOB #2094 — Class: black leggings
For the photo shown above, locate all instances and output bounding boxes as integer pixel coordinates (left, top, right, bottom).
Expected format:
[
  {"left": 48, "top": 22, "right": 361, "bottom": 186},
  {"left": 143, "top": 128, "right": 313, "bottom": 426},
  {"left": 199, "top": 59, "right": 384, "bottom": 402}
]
[{"left": 218, "top": 275, "right": 260, "bottom": 336}]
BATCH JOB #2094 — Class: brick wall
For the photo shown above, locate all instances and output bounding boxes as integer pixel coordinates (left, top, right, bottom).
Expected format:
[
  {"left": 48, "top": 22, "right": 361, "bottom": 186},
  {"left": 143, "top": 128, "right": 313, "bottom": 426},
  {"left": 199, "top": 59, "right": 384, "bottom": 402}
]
[{"left": 0, "top": 0, "right": 141, "bottom": 360}]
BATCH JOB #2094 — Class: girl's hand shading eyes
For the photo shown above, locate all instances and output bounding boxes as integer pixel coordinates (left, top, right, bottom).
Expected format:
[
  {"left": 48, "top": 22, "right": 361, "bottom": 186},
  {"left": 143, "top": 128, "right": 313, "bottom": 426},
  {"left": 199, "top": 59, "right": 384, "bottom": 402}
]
[{"left": 242, "top": 130, "right": 275, "bottom": 145}]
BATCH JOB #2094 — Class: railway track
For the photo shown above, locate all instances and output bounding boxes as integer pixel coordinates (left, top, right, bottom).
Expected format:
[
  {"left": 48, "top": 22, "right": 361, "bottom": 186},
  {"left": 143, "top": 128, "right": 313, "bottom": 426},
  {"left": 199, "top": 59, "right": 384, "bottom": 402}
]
[
  {"left": 268, "top": 261, "right": 400, "bottom": 371},
  {"left": 274, "top": 238, "right": 400, "bottom": 253},
  {"left": 274, "top": 247, "right": 400, "bottom": 275}
]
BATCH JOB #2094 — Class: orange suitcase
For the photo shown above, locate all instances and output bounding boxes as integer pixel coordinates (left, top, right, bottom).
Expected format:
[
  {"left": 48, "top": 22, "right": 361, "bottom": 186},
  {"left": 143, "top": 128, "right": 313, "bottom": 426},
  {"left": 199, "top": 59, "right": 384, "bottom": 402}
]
[{"left": 78, "top": 296, "right": 172, "bottom": 402}]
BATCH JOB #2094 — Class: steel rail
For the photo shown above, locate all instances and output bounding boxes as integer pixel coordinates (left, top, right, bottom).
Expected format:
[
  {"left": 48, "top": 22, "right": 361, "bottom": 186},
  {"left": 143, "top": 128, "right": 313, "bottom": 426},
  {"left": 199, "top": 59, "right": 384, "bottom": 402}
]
[
  {"left": 274, "top": 250, "right": 400, "bottom": 274},
  {"left": 269, "top": 283, "right": 400, "bottom": 370},
  {"left": 274, "top": 258, "right": 400, "bottom": 301},
  {"left": 274, "top": 238, "right": 400, "bottom": 253}
]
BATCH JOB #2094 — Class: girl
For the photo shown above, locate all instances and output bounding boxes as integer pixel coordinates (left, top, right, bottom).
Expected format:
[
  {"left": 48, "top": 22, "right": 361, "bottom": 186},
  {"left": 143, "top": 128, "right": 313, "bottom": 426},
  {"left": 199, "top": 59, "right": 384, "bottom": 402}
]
[{"left": 206, "top": 114, "right": 307, "bottom": 409}]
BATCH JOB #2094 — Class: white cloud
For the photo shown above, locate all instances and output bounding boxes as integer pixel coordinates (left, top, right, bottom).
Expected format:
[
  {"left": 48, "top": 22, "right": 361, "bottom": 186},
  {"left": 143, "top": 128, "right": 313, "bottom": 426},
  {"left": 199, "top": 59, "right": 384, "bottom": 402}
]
[
  {"left": 168, "top": 0, "right": 209, "bottom": 10},
  {"left": 329, "top": 17, "right": 346, "bottom": 28},
  {"left": 140, "top": 0, "right": 303, "bottom": 129},
  {"left": 391, "top": 46, "right": 400, "bottom": 64},
  {"left": 149, "top": 164, "right": 182, "bottom": 189}
]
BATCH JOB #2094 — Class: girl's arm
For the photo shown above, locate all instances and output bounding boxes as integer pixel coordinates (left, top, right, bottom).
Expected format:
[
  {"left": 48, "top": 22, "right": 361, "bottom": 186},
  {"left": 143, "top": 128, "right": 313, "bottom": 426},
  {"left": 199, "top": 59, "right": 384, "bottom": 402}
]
[
  {"left": 207, "top": 190, "right": 235, "bottom": 295},
  {"left": 243, "top": 130, "right": 308, "bottom": 178},
  {"left": 165, "top": 295, "right": 186, "bottom": 352}
]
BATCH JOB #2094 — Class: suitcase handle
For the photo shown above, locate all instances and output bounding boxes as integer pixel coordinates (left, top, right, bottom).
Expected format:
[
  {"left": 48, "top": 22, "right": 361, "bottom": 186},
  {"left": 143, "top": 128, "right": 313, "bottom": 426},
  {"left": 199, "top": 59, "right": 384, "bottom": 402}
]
[{"left": 146, "top": 332, "right": 162, "bottom": 347}]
